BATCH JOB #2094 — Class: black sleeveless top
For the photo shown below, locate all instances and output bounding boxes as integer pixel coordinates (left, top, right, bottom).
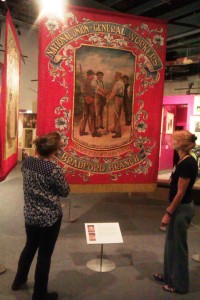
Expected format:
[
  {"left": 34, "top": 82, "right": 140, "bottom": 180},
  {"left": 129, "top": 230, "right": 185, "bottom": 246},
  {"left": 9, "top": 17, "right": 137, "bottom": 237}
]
[{"left": 169, "top": 155, "right": 198, "bottom": 203}]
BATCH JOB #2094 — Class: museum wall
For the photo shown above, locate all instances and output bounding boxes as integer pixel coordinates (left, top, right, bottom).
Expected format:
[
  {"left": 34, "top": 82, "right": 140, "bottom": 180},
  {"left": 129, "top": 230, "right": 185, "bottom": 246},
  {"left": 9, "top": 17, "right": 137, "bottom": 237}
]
[{"left": 164, "top": 78, "right": 200, "bottom": 96}]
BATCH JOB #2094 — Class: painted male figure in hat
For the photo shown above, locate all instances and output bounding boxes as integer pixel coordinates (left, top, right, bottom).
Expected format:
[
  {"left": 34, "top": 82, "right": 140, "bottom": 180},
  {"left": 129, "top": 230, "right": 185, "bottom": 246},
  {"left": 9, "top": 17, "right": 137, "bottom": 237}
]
[
  {"left": 123, "top": 75, "right": 132, "bottom": 126},
  {"left": 106, "top": 72, "right": 125, "bottom": 138},
  {"left": 95, "top": 71, "right": 109, "bottom": 130},
  {"left": 79, "top": 69, "right": 102, "bottom": 137}
]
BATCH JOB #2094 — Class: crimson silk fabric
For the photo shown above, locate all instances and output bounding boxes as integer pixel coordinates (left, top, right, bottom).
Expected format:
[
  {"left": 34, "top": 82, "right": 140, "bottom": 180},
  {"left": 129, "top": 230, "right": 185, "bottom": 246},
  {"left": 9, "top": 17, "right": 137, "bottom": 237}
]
[
  {"left": 0, "top": 11, "right": 21, "bottom": 182},
  {"left": 38, "top": 6, "right": 167, "bottom": 193}
]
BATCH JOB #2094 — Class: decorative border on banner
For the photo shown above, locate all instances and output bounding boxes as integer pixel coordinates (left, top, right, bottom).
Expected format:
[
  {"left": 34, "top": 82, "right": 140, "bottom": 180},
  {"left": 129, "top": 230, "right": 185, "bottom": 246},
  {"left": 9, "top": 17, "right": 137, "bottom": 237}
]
[
  {"left": 0, "top": 11, "right": 21, "bottom": 181},
  {"left": 40, "top": 8, "right": 166, "bottom": 184},
  {"left": 69, "top": 183, "right": 157, "bottom": 193}
]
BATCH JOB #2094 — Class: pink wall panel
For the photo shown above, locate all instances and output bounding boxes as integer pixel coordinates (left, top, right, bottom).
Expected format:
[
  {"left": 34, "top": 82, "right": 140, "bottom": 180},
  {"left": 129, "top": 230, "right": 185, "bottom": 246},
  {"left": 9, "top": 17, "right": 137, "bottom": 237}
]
[
  {"left": 163, "top": 95, "right": 194, "bottom": 129},
  {"left": 159, "top": 95, "right": 195, "bottom": 171}
]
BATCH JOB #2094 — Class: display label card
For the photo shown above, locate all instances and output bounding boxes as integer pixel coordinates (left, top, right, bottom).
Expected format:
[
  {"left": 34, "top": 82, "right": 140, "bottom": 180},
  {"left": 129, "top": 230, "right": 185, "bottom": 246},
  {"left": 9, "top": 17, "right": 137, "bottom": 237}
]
[{"left": 85, "top": 222, "right": 123, "bottom": 244}]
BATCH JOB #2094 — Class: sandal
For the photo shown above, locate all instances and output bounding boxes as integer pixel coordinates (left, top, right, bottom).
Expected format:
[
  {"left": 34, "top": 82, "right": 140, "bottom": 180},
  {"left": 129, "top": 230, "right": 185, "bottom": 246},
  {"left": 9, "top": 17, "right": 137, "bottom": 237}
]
[
  {"left": 153, "top": 273, "right": 164, "bottom": 282},
  {"left": 163, "top": 284, "right": 180, "bottom": 293}
]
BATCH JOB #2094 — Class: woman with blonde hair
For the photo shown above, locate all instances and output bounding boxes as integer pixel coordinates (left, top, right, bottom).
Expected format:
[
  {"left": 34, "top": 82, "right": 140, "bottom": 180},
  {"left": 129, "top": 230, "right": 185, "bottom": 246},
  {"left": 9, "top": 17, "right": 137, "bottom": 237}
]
[{"left": 154, "top": 130, "right": 198, "bottom": 294}]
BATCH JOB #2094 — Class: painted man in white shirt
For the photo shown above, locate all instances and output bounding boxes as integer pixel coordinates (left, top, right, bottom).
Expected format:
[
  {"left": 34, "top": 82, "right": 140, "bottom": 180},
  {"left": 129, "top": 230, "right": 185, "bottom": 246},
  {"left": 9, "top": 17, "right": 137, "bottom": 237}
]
[{"left": 107, "top": 72, "right": 125, "bottom": 138}]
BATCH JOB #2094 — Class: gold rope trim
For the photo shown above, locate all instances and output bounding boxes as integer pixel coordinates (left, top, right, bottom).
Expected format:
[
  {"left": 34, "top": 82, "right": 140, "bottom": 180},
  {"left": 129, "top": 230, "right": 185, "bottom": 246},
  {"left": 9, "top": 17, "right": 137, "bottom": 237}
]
[{"left": 70, "top": 183, "right": 157, "bottom": 193}]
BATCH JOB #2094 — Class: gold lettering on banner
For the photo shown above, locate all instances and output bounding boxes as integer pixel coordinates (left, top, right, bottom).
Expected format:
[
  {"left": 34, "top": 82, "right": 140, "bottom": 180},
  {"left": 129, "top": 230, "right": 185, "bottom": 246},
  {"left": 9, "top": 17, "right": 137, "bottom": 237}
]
[
  {"left": 58, "top": 150, "right": 146, "bottom": 173},
  {"left": 45, "top": 22, "right": 163, "bottom": 70},
  {"left": 108, "top": 155, "right": 140, "bottom": 172}
]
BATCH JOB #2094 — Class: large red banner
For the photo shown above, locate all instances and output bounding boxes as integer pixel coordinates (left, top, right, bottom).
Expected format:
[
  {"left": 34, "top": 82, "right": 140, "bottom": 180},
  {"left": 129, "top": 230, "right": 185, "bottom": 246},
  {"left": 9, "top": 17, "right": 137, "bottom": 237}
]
[
  {"left": 0, "top": 11, "right": 21, "bottom": 182},
  {"left": 38, "top": 6, "right": 167, "bottom": 193}
]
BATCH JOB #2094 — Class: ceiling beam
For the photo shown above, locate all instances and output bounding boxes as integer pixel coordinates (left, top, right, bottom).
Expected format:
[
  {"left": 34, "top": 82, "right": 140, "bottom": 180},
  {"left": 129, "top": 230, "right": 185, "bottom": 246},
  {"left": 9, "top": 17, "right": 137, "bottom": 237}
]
[
  {"left": 169, "top": 21, "right": 200, "bottom": 29},
  {"left": 157, "top": 0, "right": 200, "bottom": 20},
  {"left": 167, "top": 37, "right": 200, "bottom": 50},
  {"left": 167, "top": 29, "right": 200, "bottom": 42},
  {"left": 101, "top": 0, "right": 122, "bottom": 5},
  {"left": 126, "top": 0, "right": 167, "bottom": 15},
  {"left": 168, "top": 8, "right": 200, "bottom": 22},
  {"left": 69, "top": 0, "right": 116, "bottom": 10}
]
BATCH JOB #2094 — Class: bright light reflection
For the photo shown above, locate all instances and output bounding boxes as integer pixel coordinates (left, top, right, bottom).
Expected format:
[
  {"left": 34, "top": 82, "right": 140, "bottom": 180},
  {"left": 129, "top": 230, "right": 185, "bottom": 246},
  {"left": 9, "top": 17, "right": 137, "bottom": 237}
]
[{"left": 40, "top": 0, "right": 65, "bottom": 19}]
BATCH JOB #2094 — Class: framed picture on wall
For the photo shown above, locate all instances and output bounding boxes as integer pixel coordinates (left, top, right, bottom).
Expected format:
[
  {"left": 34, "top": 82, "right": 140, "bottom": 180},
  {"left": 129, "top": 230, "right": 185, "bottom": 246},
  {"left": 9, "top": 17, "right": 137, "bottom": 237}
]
[
  {"left": 190, "top": 116, "right": 200, "bottom": 145},
  {"left": 24, "top": 128, "right": 34, "bottom": 148},
  {"left": 23, "top": 113, "right": 37, "bottom": 128},
  {"left": 193, "top": 96, "right": 200, "bottom": 115},
  {"left": 23, "top": 128, "right": 36, "bottom": 149},
  {"left": 166, "top": 112, "right": 174, "bottom": 134}
]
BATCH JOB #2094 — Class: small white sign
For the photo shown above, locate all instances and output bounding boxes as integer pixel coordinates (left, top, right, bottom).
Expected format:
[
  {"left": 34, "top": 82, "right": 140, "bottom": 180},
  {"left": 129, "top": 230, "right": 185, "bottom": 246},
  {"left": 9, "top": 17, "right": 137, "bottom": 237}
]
[{"left": 85, "top": 222, "right": 123, "bottom": 244}]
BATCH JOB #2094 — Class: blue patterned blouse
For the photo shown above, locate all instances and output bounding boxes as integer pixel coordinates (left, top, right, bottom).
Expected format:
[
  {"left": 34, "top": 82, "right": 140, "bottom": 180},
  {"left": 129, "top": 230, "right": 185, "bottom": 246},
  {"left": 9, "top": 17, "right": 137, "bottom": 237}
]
[{"left": 22, "top": 156, "right": 70, "bottom": 227}]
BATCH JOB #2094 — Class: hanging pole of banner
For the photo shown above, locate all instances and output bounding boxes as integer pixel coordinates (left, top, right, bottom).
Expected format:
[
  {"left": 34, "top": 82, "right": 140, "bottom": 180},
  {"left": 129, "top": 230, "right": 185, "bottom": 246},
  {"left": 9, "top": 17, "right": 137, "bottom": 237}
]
[{"left": 67, "top": 197, "right": 78, "bottom": 222}]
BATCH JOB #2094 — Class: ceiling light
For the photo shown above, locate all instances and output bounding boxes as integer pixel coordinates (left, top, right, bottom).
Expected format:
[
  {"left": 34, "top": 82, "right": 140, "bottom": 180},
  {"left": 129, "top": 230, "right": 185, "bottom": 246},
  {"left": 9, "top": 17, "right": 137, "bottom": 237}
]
[{"left": 40, "top": 0, "right": 65, "bottom": 19}]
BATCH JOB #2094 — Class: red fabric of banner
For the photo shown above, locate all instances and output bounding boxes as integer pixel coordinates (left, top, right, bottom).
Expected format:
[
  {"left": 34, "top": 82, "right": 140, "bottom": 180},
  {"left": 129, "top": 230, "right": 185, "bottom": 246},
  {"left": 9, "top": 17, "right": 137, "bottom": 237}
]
[
  {"left": 37, "top": 6, "right": 167, "bottom": 192},
  {"left": 0, "top": 11, "right": 22, "bottom": 182}
]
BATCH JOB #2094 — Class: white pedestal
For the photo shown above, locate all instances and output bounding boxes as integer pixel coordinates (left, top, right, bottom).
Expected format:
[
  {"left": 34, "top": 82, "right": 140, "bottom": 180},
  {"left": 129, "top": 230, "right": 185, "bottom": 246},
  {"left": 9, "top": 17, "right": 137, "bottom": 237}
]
[
  {"left": 87, "top": 258, "right": 115, "bottom": 272},
  {"left": 85, "top": 223, "right": 123, "bottom": 273}
]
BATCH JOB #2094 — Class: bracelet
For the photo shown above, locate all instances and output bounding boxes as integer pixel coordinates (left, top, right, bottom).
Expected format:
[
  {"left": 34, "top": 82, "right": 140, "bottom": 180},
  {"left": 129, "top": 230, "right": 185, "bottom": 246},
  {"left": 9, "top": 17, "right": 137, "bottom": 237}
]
[{"left": 166, "top": 210, "right": 173, "bottom": 217}]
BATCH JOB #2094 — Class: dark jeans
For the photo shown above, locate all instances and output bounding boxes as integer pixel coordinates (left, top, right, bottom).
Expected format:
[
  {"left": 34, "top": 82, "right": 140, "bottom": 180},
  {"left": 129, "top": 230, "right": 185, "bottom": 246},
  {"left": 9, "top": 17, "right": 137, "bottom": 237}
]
[
  {"left": 164, "top": 202, "right": 194, "bottom": 293},
  {"left": 13, "top": 217, "right": 62, "bottom": 297}
]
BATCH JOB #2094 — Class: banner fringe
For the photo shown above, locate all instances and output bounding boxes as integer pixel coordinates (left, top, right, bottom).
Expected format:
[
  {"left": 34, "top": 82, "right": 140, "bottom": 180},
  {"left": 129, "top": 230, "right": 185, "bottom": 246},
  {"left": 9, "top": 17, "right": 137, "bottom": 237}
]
[{"left": 70, "top": 183, "right": 157, "bottom": 193}]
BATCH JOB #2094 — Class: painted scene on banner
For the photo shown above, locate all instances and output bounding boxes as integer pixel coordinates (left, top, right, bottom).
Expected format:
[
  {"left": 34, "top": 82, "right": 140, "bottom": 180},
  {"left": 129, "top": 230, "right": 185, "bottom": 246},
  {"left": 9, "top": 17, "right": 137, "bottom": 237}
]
[
  {"left": 73, "top": 45, "right": 135, "bottom": 149},
  {"left": 5, "top": 25, "right": 20, "bottom": 159}
]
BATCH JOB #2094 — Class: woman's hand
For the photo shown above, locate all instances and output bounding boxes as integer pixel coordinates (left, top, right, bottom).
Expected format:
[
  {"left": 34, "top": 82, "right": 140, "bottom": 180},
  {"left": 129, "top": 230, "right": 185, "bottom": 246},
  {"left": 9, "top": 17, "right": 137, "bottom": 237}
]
[{"left": 161, "top": 213, "right": 171, "bottom": 226}]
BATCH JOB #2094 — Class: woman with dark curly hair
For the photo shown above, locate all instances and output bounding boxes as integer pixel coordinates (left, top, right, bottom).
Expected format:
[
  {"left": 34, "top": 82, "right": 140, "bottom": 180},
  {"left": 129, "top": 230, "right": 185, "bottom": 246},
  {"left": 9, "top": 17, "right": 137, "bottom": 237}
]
[
  {"left": 154, "top": 130, "right": 198, "bottom": 294},
  {"left": 12, "top": 132, "right": 70, "bottom": 300}
]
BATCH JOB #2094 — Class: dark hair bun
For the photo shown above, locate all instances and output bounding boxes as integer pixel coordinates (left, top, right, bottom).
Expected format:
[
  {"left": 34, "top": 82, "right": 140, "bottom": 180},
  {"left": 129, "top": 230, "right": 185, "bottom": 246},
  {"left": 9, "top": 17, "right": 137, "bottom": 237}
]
[
  {"left": 34, "top": 132, "right": 61, "bottom": 157},
  {"left": 191, "top": 134, "right": 197, "bottom": 142}
]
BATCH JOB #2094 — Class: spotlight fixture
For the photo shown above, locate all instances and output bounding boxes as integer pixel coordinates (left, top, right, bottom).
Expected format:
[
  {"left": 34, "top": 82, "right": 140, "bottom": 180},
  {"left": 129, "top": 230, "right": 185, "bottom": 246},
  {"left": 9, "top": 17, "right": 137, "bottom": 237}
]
[{"left": 40, "top": 0, "right": 64, "bottom": 19}]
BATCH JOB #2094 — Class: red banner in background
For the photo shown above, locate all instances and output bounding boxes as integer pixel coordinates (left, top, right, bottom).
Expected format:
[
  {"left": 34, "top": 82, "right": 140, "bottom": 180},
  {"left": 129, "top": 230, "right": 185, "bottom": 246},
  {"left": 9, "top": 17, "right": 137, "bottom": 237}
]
[
  {"left": 38, "top": 6, "right": 167, "bottom": 193},
  {"left": 0, "top": 11, "right": 22, "bottom": 182}
]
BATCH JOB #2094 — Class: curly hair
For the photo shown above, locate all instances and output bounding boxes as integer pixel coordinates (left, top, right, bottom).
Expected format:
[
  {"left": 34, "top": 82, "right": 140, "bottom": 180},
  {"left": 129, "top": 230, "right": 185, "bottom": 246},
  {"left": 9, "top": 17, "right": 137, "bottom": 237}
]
[{"left": 34, "top": 131, "right": 61, "bottom": 157}]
